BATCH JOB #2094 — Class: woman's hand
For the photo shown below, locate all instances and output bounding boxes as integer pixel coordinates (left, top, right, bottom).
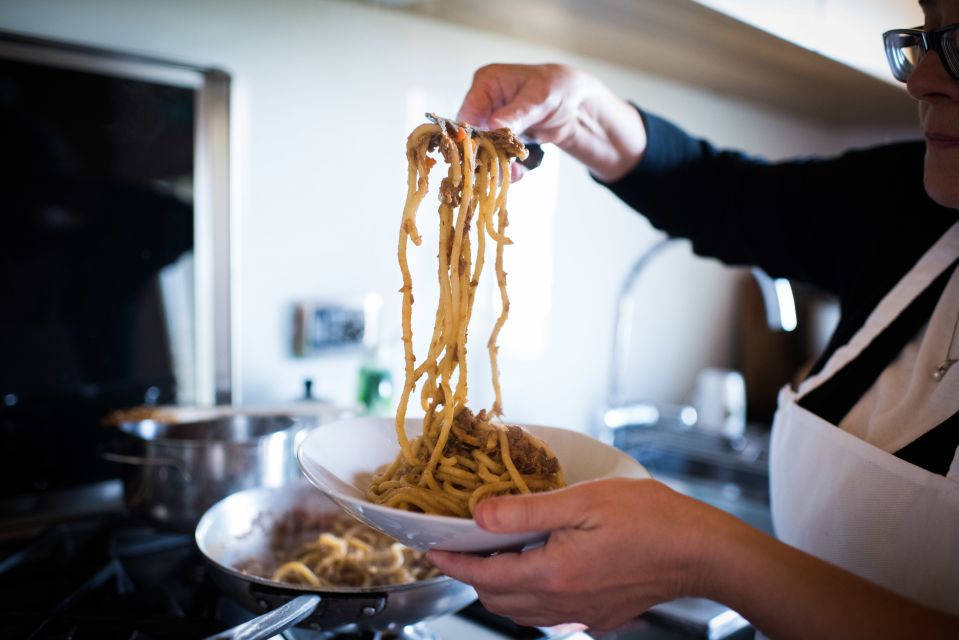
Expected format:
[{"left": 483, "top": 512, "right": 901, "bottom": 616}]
[
  {"left": 457, "top": 64, "right": 647, "bottom": 182},
  {"left": 428, "top": 478, "right": 731, "bottom": 631},
  {"left": 431, "top": 479, "right": 959, "bottom": 638}
]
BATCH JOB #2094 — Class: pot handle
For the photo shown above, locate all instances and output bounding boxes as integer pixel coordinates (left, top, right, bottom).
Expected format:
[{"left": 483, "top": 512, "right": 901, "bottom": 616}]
[
  {"left": 98, "top": 447, "right": 193, "bottom": 481},
  {"left": 203, "top": 594, "right": 322, "bottom": 640}
]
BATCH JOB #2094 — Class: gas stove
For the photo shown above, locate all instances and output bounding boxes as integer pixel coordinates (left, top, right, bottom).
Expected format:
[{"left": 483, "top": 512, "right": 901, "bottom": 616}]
[
  {"left": 0, "top": 487, "right": 752, "bottom": 640},
  {"left": 0, "top": 505, "right": 574, "bottom": 640},
  {"left": 1, "top": 512, "right": 222, "bottom": 639}
]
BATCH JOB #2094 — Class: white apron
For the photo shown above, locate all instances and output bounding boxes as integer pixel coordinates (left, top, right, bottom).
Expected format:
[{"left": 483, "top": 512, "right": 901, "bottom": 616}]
[{"left": 769, "top": 222, "right": 959, "bottom": 617}]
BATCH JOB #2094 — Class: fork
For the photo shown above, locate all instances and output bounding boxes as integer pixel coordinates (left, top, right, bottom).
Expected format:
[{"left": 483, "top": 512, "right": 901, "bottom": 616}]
[{"left": 425, "top": 112, "right": 544, "bottom": 171}]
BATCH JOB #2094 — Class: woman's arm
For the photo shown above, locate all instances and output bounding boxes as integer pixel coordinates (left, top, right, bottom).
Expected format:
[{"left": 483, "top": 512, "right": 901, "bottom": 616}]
[
  {"left": 428, "top": 478, "right": 959, "bottom": 638},
  {"left": 703, "top": 498, "right": 958, "bottom": 639},
  {"left": 458, "top": 63, "right": 931, "bottom": 296}
]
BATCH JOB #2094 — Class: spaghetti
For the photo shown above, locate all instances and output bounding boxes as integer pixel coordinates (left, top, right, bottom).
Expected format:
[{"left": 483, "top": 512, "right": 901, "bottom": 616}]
[
  {"left": 237, "top": 509, "right": 439, "bottom": 588},
  {"left": 366, "top": 115, "right": 565, "bottom": 517}
]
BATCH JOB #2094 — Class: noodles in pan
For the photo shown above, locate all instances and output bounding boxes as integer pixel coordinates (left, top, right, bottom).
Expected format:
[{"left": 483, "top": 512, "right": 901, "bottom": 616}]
[
  {"left": 366, "top": 115, "right": 565, "bottom": 517},
  {"left": 237, "top": 509, "right": 439, "bottom": 588}
]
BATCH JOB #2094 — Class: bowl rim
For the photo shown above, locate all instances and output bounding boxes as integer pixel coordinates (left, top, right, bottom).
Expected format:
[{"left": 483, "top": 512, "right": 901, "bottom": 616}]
[{"left": 296, "top": 416, "right": 648, "bottom": 526}]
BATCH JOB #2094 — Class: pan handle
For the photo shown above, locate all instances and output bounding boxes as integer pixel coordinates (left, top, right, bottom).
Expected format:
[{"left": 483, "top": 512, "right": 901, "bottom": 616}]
[
  {"left": 204, "top": 594, "right": 322, "bottom": 640},
  {"left": 98, "top": 447, "right": 193, "bottom": 481},
  {"left": 248, "top": 584, "right": 388, "bottom": 629}
]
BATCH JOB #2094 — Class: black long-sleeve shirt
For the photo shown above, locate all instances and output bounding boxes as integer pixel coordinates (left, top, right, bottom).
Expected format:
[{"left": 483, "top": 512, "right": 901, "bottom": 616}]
[{"left": 602, "top": 110, "right": 957, "bottom": 377}]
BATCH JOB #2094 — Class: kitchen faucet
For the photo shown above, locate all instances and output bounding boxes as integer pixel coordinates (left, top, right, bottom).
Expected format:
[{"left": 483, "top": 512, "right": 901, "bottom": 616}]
[{"left": 604, "top": 237, "right": 796, "bottom": 431}]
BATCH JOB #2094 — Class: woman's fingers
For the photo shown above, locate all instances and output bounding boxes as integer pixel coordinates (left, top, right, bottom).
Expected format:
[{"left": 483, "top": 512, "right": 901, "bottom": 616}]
[
  {"left": 458, "top": 64, "right": 564, "bottom": 137},
  {"left": 457, "top": 63, "right": 646, "bottom": 181},
  {"left": 472, "top": 483, "right": 593, "bottom": 533},
  {"left": 428, "top": 547, "right": 543, "bottom": 589},
  {"left": 432, "top": 543, "right": 644, "bottom": 631},
  {"left": 486, "top": 88, "right": 554, "bottom": 136}
]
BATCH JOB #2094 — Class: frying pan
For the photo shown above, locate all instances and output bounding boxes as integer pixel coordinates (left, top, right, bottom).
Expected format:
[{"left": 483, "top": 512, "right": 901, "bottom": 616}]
[{"left": 195, "top": 481, "right": 477, "bottom": 639}]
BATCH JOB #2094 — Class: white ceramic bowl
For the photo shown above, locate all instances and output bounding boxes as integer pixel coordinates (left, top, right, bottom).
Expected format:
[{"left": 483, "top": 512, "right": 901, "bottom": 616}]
[{"left": 297, "top": 416, "right": 650, "bottom": 553}]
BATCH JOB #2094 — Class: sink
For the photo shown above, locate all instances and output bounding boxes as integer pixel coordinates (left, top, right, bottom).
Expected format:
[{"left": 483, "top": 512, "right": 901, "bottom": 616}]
[{"left": 608, "top": 419, "right": 774, "bottom": 535}]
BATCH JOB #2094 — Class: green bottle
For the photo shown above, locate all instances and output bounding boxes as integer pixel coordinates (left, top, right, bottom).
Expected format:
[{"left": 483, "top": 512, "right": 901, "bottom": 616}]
[{"left": 357, "top": 345, "right": 393, "bottom": 416}]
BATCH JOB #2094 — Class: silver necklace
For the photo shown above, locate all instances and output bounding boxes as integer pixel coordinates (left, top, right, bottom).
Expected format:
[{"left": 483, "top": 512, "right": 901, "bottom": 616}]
[{"left": 932, "top": 311, "right": 959, "bottom": 381}]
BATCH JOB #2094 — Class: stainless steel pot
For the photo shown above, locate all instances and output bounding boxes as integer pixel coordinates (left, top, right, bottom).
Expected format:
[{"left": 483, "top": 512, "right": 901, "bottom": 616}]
[
  {"left": 195, "top": 482, "right": 477, "bottom": 639},
  {"left": 102, "top": 414, "right": 315, "bottom": 531}
]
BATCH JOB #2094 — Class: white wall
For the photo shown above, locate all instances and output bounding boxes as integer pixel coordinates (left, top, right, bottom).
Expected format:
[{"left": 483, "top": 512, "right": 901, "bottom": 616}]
[{"left": 0, "top": 0, "right": 920, "bottom": 432}]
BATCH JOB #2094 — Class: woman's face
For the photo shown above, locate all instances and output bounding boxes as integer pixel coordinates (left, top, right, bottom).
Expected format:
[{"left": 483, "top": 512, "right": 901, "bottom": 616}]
[{"left": 907, "top": 0, "right": 959, "bottom": 210}]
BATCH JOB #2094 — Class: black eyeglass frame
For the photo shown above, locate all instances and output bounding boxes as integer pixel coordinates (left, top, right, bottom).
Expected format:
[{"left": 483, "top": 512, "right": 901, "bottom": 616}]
[{"left": 883, "top": 22, "right": 959, "bottom": 83}]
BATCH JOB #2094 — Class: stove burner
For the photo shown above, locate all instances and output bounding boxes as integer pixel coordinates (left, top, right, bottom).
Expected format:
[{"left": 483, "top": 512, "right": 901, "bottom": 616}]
[{"left": 0, "top": 515, "right": 224, "bottom": 639}]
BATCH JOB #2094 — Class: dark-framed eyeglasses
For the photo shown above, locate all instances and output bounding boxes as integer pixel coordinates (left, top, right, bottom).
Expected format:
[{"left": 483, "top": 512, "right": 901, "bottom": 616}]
[{"left": 883, "top": 23, "right": 959, "bottom": 83}]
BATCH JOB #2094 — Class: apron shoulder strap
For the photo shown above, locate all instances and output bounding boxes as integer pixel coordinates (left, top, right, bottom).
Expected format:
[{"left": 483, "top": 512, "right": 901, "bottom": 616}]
[{"left": 797, "top": 257, "right": 959, "bottom": 473}]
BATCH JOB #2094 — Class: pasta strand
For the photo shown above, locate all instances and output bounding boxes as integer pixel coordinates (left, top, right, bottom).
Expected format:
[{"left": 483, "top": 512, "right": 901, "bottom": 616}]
[{"left": 368, "top": 117, "right": 565, "bottom": 517}]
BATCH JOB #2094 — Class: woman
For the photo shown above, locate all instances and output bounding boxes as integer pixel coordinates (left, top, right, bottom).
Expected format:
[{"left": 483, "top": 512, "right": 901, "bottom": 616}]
[{"left": 428, "top": 1, "right": 959, "bottom": 637}]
